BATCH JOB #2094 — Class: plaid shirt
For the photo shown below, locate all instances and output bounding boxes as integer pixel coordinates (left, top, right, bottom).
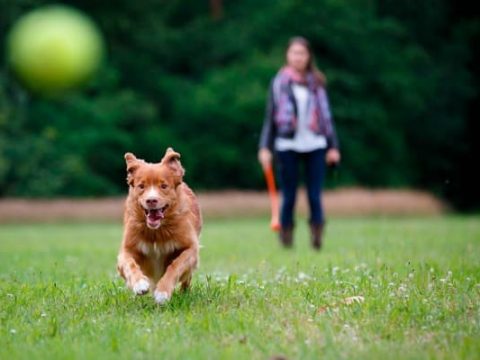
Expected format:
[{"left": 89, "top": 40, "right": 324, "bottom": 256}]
[{"left": 259, "top": 70, "right": 339, "bottom": 151}]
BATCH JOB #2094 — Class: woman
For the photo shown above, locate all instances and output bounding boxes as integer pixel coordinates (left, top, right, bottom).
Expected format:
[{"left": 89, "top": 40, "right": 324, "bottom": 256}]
[{"left": 258, "top": 36, "right": 340, "bottom": 249}]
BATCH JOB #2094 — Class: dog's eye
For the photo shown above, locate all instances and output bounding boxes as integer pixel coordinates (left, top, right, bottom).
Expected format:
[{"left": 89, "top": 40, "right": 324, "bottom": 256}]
[
  {"left": 138, "top": 184, "right": 145, "bottom": 190},
  {"left": 160, "top": 183, "right": 168, "bottom": 190}
]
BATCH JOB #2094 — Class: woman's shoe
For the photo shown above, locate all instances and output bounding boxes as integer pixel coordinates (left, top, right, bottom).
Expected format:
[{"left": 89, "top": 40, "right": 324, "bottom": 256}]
[
  {"left": 279, "top": 226, "right": 293, "bottom": 248},
  {"left": 310, "top": 223, "right": 324, "bottom": 250}
]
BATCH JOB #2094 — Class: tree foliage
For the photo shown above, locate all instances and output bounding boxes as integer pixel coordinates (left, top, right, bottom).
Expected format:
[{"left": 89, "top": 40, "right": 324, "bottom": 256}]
[{"left": 0, "top": 0, "right": 478, "bottom": 209}]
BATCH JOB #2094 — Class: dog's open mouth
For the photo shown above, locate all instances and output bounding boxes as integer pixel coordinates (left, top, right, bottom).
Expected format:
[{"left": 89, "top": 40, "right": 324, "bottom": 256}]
[{"left": 144, "top": 205, "right": 168, "bottom": 229}]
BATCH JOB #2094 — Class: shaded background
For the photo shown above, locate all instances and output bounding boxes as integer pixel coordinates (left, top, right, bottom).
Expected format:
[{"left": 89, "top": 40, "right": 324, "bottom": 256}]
[{"left": 0, "top": 0, "right": 478, "bottom": 211}]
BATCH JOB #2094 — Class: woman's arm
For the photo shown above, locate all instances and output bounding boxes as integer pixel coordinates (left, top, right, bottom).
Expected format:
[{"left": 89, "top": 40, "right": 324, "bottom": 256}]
[
  {"left": 258, "top": 80, "right": 276, "bottom": 152},
  {"left": 258, "top": 80, "right": 277, "bottom": 168},
  {"left": 319, "top": 87, "right": 339, "bottom": 150},
  {"left": 319, "top": 87, "right": 341, "bottom": 165}
]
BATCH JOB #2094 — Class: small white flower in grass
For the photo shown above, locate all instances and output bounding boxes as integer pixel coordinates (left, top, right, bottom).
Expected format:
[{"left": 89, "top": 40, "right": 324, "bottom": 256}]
[
  {"left": 447, "top": 271, "right": 452, "bottom": 277},
  {"left": 343, "top": 296, "right": 365, "bottom": 305},
  {"left": 145, "top": 328, "right": 152, "bottom": 333},
  {"left": 7, "top": 293, "right": 14, "bottom": 298},
  {"left": 466, "top": 277, "right": 471, "bottom": 282},
  {"left": 297, "top": 272, "right": 310, "bottom": 281},
  {"left": 388, "top": 282, "right": 395, "bottom": 287},
  {"left": 430, "top": 268, "right": 435, "bottom": 273},
  {"left": 10, "top": 329, "right": 16, "bottom": 334},
  {"left": 41, "top": 312, "right": 47, "bottom": 318},
  {"left": 354, "top": 263, "right": 367, "bottom": 272},
  {"left": 440, "top": 278, "right": 446, "bottom": 283},
  {"left": 398, "top": 285, "right": 407, "bottom": 292},
  {"left": 332, "top": 267, "right": 340, "bottom": 276},
  {"left": 408, "top": 273, "right": 414, "bottom": 279}
]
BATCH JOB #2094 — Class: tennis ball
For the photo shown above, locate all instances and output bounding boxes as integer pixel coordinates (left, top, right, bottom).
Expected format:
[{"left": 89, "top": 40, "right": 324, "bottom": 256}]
[{"left": 6, "top": 5, "right": 105, "bottom": 95}]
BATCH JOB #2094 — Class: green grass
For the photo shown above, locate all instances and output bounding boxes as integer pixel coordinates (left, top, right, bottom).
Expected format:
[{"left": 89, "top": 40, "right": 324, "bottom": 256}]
[{"left": 1, "top": 216, "right": 479, "bottom": 359}]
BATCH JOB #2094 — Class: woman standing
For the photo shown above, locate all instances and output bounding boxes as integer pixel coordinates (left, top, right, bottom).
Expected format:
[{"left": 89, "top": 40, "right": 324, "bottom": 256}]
[{"left": 258, "top": 36, "right": 340, "bottom": 249}]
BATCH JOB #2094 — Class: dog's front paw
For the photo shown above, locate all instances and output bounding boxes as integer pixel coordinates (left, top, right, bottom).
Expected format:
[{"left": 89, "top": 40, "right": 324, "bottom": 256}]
[
  {"left": 154, "top": 290, "right": 170, "bottom": 305},
  {"left": 132, "top": 278, "right": 150, "bottom": 295}
]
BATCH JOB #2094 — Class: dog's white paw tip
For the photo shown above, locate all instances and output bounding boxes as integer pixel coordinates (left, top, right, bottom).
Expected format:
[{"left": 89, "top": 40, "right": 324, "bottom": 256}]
[
  {"left": 154, "top": 291, "right": 169, "bottom": 305},
  {"left": 133, "top": 278, "right": 150, "bottom": 295}
]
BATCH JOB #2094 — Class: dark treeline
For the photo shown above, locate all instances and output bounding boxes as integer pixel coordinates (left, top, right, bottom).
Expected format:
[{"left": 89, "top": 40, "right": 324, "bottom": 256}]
[{"left": 0, "top": 0, "right": 478, "bottom": 210}]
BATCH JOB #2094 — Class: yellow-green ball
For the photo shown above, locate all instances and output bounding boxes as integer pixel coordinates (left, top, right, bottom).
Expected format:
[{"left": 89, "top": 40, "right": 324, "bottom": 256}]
[{"left": 7, "top": 5, "right": 105, "bottom": 95}]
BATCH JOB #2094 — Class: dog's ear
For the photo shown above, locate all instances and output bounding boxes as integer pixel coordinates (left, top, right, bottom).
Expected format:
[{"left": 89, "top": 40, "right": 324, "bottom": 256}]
[
  {"left": 125, "top": 152, "right": 140, "bottom": 187},
  {"left": 161, "top": 147, "right": 185, "bottom": 185}
]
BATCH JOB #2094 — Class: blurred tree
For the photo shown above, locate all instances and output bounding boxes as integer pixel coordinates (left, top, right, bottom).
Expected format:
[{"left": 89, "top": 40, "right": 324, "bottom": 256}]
[
  {"left": 377, "top": 0, "right": 479, "bottom": 209},
  {"left": 0, "top": 0, "right": 477, "bottom": 209}
]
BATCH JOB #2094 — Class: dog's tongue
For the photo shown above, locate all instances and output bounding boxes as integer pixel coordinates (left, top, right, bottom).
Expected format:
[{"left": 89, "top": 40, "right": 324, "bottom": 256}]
[{"left": 148, "top": 208, "right": 165, "bottom": 221}]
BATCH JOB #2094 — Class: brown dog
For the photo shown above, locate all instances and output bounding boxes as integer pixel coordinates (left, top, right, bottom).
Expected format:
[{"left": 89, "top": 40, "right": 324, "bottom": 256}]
[{"left": 116, "top": 148, "right": 201, "bottom": 304}]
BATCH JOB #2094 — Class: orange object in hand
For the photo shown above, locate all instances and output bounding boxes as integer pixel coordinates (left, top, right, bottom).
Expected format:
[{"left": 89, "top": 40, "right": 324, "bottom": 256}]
[{"left": 262, "top": 163, "right": 280, "bottom": 232}]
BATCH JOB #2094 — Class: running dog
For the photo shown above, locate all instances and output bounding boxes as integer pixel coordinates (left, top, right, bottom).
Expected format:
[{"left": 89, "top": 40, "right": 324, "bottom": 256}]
[{"left": 117, "top": 148, "right": 201, "bottom": 304}]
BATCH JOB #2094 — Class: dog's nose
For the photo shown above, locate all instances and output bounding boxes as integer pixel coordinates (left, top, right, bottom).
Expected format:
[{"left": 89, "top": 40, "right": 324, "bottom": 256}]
[{"left": 146, "top": 198, "right": 158, "bottom": 207}]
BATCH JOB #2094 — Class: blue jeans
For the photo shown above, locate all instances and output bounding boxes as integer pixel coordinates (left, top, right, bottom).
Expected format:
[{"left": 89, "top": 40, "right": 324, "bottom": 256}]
[{"left": 276, "top": 149, "right": 327, "bottom": 228}]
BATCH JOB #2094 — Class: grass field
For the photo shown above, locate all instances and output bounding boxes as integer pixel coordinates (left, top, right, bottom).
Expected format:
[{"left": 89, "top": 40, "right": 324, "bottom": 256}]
[{"left": 1, "top": 216, "right": 479, "bottom": 359}]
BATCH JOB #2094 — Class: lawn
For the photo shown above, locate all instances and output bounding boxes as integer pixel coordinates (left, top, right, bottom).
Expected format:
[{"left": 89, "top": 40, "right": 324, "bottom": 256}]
[{"left": 0, "top": 216, "right": 479, "bottom": 359}]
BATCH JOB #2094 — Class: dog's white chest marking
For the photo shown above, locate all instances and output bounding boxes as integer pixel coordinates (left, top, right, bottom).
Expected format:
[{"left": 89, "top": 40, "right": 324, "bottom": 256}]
[
  {"left": 137, "top": 240, "right": 179, "bottom": 282},
  {"left": 161, "top": 240, "right": 178, "bottom": 254},
  {"left": 138, "top": 241, "right": 178, "bottom": 257},
  {"left": 138, "top": 241, "right": 163, "bottom": 258}
]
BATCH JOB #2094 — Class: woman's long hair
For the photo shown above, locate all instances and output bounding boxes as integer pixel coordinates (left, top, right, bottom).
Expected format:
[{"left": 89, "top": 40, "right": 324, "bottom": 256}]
[{"left": 286, "top": 36, "right": 326, "bottom": 86}]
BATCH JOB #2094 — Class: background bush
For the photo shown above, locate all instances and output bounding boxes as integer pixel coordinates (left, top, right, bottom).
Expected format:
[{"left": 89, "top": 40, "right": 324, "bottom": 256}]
[{"left": 0, "top": 0, "right": 478, "bottom": 210}]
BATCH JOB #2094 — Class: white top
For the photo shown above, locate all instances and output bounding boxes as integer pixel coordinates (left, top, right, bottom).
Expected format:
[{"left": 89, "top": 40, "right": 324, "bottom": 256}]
[{"left": 274, "top": 83, "right": 327, "bottom": 153}]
